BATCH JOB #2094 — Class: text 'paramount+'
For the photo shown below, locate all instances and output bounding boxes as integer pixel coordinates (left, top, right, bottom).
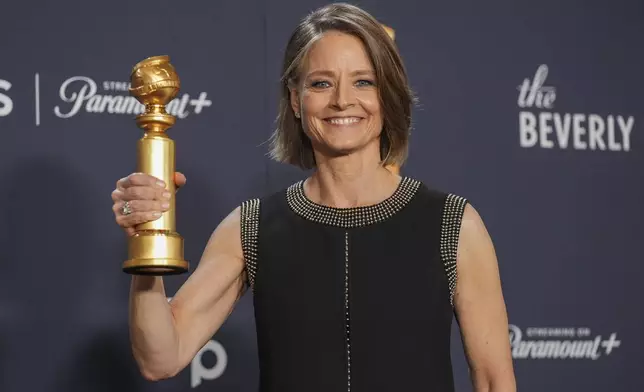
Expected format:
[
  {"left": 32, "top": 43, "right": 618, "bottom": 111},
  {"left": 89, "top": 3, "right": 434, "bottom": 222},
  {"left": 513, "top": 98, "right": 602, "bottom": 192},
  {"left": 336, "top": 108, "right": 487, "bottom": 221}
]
[
  {"left": 509, "top": 324, "right": 621, "bottom": 360},
  {"left": 517, "top": 65, "right": 634, "bottom": 152},
  {"left": 53, "top": 76, "right": 212, "bottom": 119}
]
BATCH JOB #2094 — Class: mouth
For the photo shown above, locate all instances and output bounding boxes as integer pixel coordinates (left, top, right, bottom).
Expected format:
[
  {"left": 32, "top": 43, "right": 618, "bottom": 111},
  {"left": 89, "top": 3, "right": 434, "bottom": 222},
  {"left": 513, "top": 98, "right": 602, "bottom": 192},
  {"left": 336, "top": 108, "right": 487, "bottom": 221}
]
[{"left": 324, "top": 116, "right": 363, "bottom": 126}]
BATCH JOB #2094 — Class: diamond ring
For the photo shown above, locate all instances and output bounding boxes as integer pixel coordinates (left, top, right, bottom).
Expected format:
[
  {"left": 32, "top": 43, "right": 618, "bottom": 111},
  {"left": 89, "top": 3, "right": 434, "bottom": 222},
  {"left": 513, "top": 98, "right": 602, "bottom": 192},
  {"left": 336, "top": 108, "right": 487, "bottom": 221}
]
[{"left": 121, "top": 201, "right": 132, "bottom": 216}]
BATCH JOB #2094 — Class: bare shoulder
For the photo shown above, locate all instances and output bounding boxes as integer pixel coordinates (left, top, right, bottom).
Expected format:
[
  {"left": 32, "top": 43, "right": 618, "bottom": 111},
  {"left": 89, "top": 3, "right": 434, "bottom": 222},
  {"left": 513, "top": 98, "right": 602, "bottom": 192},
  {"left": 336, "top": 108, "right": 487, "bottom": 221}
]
[
  {"left": 453, "top": 202, "right": 501, "bottom": 311},
  {"left": 195, "top": 205, "right": 247, "bottom": 282},
  {"left": 206, "top": 205, "right": 243, "bottom": 254},
  {"left": 170, "top": 205, "right": 245, "bottom": 306},
  {"left": 457, "top": 204, "right": 495, "bottom": 262},
  {"left": 196, "top": 198, "right": 261, "bottom": 283}
]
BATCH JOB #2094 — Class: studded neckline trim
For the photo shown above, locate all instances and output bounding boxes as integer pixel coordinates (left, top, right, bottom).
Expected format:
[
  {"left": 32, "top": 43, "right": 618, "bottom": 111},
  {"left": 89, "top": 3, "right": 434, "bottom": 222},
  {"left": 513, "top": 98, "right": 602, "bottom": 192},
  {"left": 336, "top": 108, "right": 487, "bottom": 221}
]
[{"left": 285, "top": 176, "right": 422, "bottom": 228}]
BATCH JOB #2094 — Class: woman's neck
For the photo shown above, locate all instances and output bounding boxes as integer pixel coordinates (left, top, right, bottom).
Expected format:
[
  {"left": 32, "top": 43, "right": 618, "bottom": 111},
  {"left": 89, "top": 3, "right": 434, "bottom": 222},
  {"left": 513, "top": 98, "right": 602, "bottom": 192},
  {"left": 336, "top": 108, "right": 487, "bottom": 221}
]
[{"left": 304, "top": 152, "right": 401, "bottom": 209}]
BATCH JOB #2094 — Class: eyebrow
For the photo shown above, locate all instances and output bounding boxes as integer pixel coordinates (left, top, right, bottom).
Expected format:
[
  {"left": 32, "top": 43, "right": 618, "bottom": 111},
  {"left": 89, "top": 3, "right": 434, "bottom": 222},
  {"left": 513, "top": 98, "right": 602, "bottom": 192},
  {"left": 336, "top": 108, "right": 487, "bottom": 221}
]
[{"left": 305, "top": 69, "right": 375, "bottom": 78}]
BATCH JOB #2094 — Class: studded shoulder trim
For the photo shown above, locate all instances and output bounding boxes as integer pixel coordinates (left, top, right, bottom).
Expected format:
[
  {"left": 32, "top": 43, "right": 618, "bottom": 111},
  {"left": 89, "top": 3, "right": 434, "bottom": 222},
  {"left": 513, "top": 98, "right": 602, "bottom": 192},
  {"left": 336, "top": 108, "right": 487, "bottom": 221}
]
[
  {"left": 240, "top": 198, "right": 260, "bottom": 290},
  {"left": 286, "top": 177, "right": 422, "bottom": 228},
  {"left": 440, "top": 193, "right": 468, "bottom": 306}
]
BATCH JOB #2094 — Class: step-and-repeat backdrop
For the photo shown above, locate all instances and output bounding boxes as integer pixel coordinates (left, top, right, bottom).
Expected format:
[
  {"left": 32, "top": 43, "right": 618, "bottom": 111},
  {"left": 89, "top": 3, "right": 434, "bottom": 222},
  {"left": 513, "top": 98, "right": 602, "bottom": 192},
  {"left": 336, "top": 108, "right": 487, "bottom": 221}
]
[{"left": 1, "top": 0, "right": 642, "bottom": 391}]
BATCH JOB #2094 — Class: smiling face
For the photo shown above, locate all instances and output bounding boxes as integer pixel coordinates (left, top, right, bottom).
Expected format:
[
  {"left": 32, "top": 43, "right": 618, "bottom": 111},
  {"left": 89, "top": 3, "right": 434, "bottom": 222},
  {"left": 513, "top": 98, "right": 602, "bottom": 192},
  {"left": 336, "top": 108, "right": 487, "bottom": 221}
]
[{"left": 290, "top": 31, "right": 383, "bottom": 161}]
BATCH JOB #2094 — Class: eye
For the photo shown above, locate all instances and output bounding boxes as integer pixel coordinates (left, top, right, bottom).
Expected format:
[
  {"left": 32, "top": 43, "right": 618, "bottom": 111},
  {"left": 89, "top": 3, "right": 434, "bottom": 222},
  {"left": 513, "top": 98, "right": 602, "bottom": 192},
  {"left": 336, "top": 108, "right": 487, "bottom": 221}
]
[
  {"left": 309, "top": 80, "right": 331, "bottom": 89},
  {"left": 355, "top": 79, "right": 375, "bottom": 87}
]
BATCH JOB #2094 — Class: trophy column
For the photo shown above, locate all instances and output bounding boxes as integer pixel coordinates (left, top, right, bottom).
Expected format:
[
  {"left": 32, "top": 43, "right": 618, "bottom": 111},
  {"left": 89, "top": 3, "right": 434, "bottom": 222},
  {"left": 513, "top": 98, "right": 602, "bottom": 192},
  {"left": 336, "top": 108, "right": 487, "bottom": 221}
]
[{"left": 122, "top": 55, "right": 189, "bottom": 275}]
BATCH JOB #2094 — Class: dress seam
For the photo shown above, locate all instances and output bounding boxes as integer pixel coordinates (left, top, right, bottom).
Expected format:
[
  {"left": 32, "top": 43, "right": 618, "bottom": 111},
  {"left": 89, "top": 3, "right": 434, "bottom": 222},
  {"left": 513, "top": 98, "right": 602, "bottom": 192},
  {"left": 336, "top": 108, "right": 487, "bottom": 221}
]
[{"left": 344, "top": 230, "right": 352, "bottom": 392}]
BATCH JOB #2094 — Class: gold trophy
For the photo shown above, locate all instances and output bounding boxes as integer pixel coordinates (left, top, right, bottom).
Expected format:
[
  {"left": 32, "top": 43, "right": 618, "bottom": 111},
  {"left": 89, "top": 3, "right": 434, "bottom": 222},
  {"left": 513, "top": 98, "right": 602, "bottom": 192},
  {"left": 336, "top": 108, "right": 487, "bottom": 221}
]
[{"left": 122, "top": 55, "right": 189, "bottom": 275}]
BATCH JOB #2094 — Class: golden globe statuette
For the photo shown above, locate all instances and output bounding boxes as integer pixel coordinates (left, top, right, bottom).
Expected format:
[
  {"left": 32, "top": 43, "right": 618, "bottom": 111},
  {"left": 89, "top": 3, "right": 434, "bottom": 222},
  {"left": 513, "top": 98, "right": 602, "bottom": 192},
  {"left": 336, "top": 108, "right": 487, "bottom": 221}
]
[
  {"left": 381, "top": 24, "right": 395, "bottom": 40},
  {"left": 122, "top": 55, "right": 189, "bottom": 275}
]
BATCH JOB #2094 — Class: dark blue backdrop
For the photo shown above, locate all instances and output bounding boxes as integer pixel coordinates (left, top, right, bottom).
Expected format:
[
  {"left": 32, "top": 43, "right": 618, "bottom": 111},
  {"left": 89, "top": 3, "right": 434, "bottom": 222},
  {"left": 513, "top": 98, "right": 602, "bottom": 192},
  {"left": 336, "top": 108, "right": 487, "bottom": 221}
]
[{"left": 1, "top": 1, "right": 642, "bottom": 391}]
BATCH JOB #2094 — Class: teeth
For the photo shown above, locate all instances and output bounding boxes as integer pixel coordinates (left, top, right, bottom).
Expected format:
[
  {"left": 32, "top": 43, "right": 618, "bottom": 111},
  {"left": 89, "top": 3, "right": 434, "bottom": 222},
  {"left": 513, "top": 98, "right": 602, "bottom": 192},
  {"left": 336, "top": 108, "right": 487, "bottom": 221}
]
[{"left": 328, "top": 117, "right": 360, "bottom": 125}]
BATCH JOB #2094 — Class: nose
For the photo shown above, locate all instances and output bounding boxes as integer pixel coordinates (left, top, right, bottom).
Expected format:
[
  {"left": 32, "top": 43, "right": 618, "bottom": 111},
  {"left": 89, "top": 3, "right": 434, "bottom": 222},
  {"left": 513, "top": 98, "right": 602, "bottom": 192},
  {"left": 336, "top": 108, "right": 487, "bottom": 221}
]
[{"left": 331, "top": 78, "right": 355, "bottom": 110}]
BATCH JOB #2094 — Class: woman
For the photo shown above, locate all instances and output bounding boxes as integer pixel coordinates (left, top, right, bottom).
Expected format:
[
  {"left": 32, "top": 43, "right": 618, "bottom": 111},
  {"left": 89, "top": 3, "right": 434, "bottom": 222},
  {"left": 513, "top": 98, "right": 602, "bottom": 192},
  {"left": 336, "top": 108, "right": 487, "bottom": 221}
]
[{"left": 111, "top": 3, "right": 516, "bottom": 391}]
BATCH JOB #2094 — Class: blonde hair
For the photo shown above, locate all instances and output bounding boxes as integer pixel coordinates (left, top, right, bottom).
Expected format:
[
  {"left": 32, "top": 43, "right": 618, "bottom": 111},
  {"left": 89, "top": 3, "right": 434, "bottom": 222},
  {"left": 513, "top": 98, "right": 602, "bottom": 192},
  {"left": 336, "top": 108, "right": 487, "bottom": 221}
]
[{"left": 268, "top": 3, "right": 415, "bottom": 170}]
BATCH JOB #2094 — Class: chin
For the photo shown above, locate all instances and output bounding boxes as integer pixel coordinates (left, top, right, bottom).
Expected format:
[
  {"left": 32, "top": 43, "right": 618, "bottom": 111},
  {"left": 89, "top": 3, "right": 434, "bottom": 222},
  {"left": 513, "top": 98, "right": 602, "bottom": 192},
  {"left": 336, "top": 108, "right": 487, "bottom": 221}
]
[{"left": 317, "top": 140, "right": 377, "bottom": 159}]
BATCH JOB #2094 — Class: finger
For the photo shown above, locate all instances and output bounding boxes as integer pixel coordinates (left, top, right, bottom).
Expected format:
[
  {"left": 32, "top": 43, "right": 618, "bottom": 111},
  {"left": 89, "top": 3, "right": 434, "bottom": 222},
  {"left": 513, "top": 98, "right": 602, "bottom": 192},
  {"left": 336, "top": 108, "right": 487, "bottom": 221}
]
[
  {"left": 174, "top": 172, "right": 187, "bottom": 188},
  {"left": 129, "top": 173, "right": 166, "bottom": 188},
  {"left": 124, "top": 227, "right": 136, "bottom": 237},
  {"left": 113, "top": 199, "right": 170, "bottom": 215},
  {"left": 111, "top": 188, "right": 124, "bottom": 202},
  {"left": 116, "top": 211, "right": 163, "bottom": 228},
  {"left": 122, "top": 186, "right": 169, "bottom": 201},
  {"left": 118, "top": 173, "right": 166, "bottom": 190},
  {"left": 116, "top": 176, "right": 129, "bottom": 191}
]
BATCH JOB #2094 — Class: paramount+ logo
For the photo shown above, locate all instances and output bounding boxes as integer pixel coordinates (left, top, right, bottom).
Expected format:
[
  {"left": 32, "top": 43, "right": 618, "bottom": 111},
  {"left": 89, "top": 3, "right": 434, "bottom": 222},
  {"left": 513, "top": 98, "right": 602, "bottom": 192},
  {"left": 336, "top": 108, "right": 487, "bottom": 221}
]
[
  {"left": 509, "top": 324, "right": 621, "bottom": 360},
  {"left": 0, "top": 73, "right": 212, "bottom": 125},
  {"left": 517, "top": 64, "right": 634, "bottom": 152},
  {"left": 53, "top": 76, "right": 212, "bottom": 120},
  {"left": 191, "top": 339, "right": 228, "bottom": 388}
]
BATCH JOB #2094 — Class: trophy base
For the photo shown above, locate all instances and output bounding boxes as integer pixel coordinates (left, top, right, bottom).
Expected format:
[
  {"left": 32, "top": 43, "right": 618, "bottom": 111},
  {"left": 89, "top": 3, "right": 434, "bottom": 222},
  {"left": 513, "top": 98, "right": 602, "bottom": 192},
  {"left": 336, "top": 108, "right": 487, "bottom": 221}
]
[
  {"left": 123, "top": 230, "right": 189, "bottom": 276},
  {"left": 122, "top": 259, "right": 189, "bottom": 275}
]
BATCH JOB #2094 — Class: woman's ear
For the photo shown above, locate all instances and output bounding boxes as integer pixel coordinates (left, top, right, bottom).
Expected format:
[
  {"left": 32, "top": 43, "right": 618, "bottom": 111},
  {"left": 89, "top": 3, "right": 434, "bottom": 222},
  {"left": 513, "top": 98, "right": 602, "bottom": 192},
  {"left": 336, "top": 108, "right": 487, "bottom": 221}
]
[{"left": 289, "top": 82, "right": 301, "bottom": 118}]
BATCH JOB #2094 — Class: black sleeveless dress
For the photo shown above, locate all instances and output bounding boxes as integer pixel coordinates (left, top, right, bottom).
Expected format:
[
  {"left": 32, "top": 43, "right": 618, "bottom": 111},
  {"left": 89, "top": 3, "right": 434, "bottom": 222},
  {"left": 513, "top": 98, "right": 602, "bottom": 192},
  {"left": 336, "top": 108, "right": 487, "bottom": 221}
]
[{"left": 240, "top": 177, "right": 468, "bottom": 392}]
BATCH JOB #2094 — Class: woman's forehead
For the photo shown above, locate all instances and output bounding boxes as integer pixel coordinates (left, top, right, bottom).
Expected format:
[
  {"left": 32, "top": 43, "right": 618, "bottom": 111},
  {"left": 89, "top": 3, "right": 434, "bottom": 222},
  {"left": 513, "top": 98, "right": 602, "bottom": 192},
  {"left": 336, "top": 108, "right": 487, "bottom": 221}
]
[{"left": 302, "top": 32, "right": 374, "bottom": 74}]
